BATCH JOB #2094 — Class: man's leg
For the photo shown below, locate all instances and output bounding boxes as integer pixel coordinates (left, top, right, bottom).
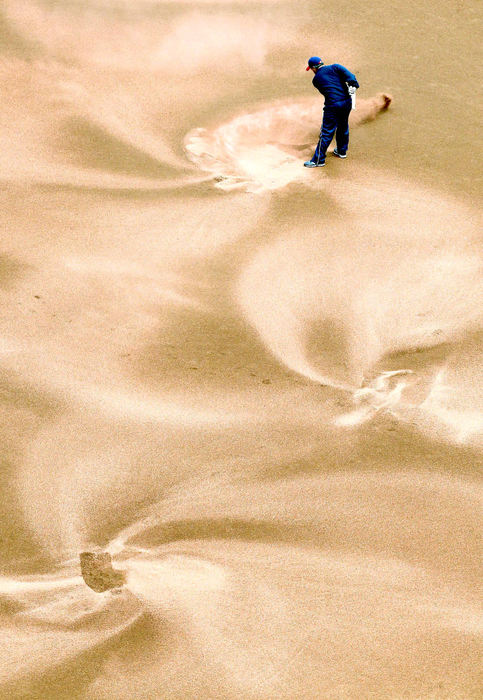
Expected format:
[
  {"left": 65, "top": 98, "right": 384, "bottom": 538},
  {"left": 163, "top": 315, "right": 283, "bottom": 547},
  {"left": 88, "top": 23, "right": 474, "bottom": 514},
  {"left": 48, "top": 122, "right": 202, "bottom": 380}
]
[
  {"left": 312, "top": 107, "right": 338, "bottom": 164},
  {"left": 335, "top": 104, "right": 351, "bottom": 155}
]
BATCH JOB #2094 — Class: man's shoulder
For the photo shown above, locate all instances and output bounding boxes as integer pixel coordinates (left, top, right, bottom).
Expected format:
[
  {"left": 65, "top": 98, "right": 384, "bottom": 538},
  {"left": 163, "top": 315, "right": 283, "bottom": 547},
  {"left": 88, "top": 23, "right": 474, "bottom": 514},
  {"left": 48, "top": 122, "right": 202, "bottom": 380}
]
[
  {"left": 317, "top": 64, "right": 342, "bottom": 75},
  {"left": 313, "top": 65, "right": 329, "bottom": 80}
]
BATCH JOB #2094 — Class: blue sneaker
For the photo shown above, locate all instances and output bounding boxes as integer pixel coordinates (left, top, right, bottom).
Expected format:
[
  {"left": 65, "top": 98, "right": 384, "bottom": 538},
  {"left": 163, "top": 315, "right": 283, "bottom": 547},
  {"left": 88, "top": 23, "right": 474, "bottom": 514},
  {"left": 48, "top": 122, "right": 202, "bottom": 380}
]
[
  {"left": 304, "top": 160, "right": 325, "bottom": 167},
  {"left": 333, "top": 149, "right": 347, "bottom": 158}
]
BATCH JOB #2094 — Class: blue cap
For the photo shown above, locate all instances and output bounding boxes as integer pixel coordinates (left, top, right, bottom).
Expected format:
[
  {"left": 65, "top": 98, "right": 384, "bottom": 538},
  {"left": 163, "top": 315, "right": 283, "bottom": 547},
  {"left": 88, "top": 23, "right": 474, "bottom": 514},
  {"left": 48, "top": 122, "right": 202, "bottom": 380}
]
[{"left": 306, "top": 56, "right": 323, "bottom": 71}]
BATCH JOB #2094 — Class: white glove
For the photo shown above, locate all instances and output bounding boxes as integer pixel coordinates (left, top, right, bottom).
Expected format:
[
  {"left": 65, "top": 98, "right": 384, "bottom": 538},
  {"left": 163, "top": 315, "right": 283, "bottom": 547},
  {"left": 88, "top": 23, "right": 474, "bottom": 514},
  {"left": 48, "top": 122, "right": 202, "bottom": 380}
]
[{"left": 346, "top": 84, "right": 357, "bottom": 109}]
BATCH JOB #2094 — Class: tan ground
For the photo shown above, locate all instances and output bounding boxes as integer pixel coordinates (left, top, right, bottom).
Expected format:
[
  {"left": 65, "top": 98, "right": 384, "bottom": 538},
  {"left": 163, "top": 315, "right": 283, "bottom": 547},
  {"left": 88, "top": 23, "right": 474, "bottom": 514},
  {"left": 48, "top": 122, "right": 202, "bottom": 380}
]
[{"left": 0, "top": 1, "right": 482, "bottom": 698}]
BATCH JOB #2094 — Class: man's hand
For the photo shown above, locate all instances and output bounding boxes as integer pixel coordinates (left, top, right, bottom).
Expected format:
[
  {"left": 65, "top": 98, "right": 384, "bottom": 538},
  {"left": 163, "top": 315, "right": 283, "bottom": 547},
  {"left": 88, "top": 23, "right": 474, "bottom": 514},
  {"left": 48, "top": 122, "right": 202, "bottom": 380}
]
[{"left": 346, "top": 83, "right": 357, "bottom": 109}]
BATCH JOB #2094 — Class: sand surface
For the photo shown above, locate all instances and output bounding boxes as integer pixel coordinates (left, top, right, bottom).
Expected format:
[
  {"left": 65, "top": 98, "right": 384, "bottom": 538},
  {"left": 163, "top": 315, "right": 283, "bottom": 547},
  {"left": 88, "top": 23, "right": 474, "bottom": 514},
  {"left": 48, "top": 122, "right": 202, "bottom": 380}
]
[{"left": 0, "top": 1, "right": 482, "bottom": 698}]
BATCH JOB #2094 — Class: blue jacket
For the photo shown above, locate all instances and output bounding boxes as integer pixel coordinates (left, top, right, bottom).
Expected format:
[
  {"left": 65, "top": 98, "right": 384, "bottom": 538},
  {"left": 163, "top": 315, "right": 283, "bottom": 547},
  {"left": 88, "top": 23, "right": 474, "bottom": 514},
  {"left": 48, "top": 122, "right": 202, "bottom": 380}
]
[{"left": 312, "top": 64, "right": 359, "bottom": 106}]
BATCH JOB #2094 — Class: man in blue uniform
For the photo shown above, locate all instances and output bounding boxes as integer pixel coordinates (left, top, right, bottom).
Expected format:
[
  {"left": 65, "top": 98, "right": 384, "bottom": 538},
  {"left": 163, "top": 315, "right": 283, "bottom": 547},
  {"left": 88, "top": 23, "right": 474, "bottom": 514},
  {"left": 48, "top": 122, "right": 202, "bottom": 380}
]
[{"left": 304, "top": 56, "right": 359, "bottom": 167}]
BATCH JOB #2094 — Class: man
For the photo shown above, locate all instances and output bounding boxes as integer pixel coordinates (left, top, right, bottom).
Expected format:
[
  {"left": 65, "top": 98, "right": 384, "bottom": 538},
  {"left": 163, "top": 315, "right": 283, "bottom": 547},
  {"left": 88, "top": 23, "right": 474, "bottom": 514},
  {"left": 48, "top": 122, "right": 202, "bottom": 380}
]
[{"left": 304, "top": 56, "right": 359, "bottom": 168}]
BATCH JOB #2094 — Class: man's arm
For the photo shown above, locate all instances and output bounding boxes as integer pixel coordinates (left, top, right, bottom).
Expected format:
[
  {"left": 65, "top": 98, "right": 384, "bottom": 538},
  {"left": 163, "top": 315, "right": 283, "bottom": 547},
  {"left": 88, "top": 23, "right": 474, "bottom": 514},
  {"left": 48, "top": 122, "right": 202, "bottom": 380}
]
[{"left": 333, "top": 63, "right": 359, "bottom": 88}]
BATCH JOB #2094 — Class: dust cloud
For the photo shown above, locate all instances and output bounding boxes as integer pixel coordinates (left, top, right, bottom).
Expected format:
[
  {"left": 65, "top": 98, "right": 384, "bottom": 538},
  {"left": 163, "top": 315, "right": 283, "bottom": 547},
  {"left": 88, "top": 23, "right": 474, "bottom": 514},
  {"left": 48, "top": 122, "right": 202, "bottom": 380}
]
[{"left": 0, "top": 1, "right": 481, "bottom": 698}]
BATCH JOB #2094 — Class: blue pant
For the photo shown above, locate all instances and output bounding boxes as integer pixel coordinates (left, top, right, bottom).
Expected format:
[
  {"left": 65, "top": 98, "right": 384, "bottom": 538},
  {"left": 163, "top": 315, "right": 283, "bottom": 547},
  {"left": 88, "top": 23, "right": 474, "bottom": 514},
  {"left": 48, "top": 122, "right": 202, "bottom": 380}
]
[{"left": 312, "top": 100, "right": 352, "bottom": 164}]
